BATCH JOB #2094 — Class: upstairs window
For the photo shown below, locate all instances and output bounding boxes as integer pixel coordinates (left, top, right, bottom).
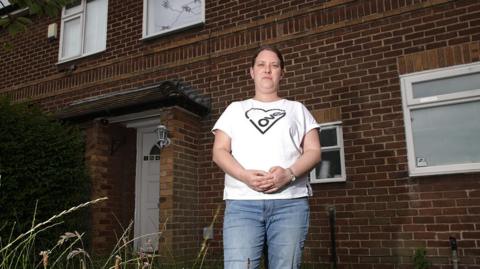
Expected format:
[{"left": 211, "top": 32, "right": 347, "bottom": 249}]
[
  {"left": 0, "top": 0, "right": 11, "bottom": 8},
  {"left": 143, "top": 0, "right": 204, "bottom": 39},
  {"left": 400, "top": 62, "right": 480, "bottom": 176},
  {"left": 59, "top": 0, "right": 108, "bottom": 62},
  {"left": 310, "top": 122, "right": 346, "bottom": 183}
]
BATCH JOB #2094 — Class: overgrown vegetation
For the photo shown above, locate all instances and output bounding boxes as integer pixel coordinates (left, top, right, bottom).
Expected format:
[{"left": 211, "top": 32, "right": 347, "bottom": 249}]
[
  {"left": 1, "top": 0, "right": 76, "bottom": 50},
  {"left": 0, "top": 97, "right": 90, "bottom": 255},
  {"left": 0, "top": 195, "right": 221, "bottom": 269},
  {"left": 0, "top": 0, "right": 71, "bottom": 35},
  {"left": 0, "top": 196, "right": 106, "bottom": 269},
  {"left": 413, "top": 248, "right": 431, "bottom": 269}
]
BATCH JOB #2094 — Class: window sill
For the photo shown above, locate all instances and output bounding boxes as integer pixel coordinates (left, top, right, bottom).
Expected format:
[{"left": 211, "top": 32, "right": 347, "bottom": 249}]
[
  {"left": 141, "top": 22, "right": 204, "bottom": 42},
  {"left": 409, "top": 165, "right": 480, "bottom": 177},
  {"left": 310, "top": 177, "right": 346, "bottom": 184},
  {"left": 56, "top": 49, "right": 106, "bottom": 66}
]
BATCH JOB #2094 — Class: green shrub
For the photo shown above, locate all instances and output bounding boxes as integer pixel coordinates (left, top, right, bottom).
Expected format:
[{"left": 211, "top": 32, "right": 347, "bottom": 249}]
[
  {"left": 413, "top": 248, "right": 431, "bottom": 269},
  {"left": 0, "top": 97, "right": 90, "bottom": 252}
]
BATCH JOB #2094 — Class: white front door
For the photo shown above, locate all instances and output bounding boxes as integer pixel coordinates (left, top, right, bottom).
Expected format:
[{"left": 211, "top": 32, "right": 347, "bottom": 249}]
[{"left": 134, "top": 126, "right": 160, "bottom": 251}]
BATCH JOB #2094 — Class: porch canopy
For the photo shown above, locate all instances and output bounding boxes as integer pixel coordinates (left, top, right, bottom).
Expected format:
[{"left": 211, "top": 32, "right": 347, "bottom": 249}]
[{"left": 56, "top": 80, "right": 211, "bottom": 122}]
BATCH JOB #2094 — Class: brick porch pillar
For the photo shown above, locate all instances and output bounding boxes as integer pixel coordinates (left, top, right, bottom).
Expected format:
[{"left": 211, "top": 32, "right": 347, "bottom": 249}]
[{"left": 158, "top": 106, "right": 204, "bottom": 263}]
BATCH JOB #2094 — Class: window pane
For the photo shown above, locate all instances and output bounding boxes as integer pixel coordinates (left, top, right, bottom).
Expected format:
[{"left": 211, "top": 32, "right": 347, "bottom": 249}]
[
  {"left": 84, "top": 0, "right": 107, "bottom": 54},
  {"left": 62, "top": 17, "right": 82, "bottom": 59},
  {"left": 149, "top": 144, "right": 160, "bottom": 156},
  {"left": 147, "top": 0, "right": 161, "bottom": 35},
  {"left": 146, "top": 0, "right": 203, "bottom": 36},
  {"left": 315, "top": 150, "right": 342, "bottom": 179},
  {"left": 320, "top": 127, "right": 337, "bottom": 147},
  {"left": 412, "top": 72, "right": 480, "bottom": 98},
  {"left": 0, "top": 0, "right": 11, "bottom": 8},
  {"left": 64, "top": 0, "right": 82, "bottom": 16},
  {"left": 411, "top": 100, "right": 480, "bottom": 167}
]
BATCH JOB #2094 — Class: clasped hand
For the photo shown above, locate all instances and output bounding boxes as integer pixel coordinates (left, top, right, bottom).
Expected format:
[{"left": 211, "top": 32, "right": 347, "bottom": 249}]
[{"left": 242, "top": 166, "right": 292, "bottom": 193}]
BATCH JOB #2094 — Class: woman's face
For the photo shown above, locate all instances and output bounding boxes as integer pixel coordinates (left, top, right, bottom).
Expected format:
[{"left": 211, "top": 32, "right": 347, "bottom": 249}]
[{"left": 250, "top": 49, "right": 284, "bottom": 94}]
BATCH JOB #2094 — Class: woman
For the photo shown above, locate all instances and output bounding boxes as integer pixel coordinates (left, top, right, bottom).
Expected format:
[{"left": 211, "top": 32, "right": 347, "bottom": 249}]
[{"left": 212, "top": 45, "right": 321, "bottom": 269}]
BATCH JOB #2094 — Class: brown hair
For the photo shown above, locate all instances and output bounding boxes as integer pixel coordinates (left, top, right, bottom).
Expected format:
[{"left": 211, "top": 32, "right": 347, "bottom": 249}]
[{"left": 251, "top": 45, "right": 285, "bottom": 70}]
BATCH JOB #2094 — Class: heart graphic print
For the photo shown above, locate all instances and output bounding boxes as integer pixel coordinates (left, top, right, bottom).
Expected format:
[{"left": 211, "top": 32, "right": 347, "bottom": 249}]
[{"left": 245, "top": 108, "right": 286, "bottom": 134}]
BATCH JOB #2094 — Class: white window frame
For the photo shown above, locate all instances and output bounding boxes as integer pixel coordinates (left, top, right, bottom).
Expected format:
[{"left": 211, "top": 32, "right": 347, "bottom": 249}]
[
  {"left": 310, "top": 121, "right": 346, "bottom": 184},
  {"left": 142, "top": 0, "right": 205, "bottom": 39},
  {"left": 0, "top": 0, "right": 11, "bottom": 8},
  {"left": 400, "top": 62, "right": 480, "bottom": 177},
  {"left": 58, "top": 0, "right": 108, "bottom": 62}
]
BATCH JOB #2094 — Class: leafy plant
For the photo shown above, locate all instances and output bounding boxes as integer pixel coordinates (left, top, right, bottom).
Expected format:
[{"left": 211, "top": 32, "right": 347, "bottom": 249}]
[
  {"left": 0, "top": 97, "right": 90, "bottom": 254},
  {"left": 413, "top": 248, "right": 431, "bottom": 269},
  {"left": 1, "top": 0, "right": 75, "bottom": 50},
  {"left": 1, "top": 0, "right": 74, "bottom": 35}
]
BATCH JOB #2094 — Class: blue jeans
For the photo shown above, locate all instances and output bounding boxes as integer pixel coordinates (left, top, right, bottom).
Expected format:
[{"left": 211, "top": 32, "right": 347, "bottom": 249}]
[{"left": 223, "top": 198, "right": 310, "bottom": 269}]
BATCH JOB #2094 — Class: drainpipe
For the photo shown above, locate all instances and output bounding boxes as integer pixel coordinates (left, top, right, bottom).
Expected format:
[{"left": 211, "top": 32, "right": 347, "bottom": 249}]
[
  {"left": 328, "top": 207, "right": 337, "bottom": 269},
  {"left": 449, "top": 236, "right": 458, "bottom": 269}
]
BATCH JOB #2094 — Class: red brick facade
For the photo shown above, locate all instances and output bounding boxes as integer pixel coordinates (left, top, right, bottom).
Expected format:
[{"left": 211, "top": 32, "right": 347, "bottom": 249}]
[{"left": 1, "top": 0, "right": 480, "bottom": 267}]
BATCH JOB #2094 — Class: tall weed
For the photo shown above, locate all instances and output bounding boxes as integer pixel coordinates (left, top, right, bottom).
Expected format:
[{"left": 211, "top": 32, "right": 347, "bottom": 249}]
[{"left": 0, "top": 194, "right": 220, "bottom": 269}]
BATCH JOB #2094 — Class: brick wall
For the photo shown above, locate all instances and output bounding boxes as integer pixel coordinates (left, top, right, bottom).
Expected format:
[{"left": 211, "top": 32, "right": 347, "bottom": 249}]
[
  {"left": 2, "top": 0, "right": 480, "bottom": 267},
  {"left": 159, "top": 107, "right": 204, "bottom": 262},
  {"left": 105, "top": 124, "right": 136, "bottom": 240},
  {"left": 84, "top": 121, "right": 116, "bottom": 253},
  {"left": 84, "top": 121, "right": 136, "bottom": 253}
]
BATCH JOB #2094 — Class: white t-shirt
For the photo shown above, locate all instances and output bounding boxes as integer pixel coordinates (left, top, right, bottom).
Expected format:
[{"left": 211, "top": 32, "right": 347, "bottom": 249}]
[{"left": 212, "top": 98, "right": 319, "bottom": 200}]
